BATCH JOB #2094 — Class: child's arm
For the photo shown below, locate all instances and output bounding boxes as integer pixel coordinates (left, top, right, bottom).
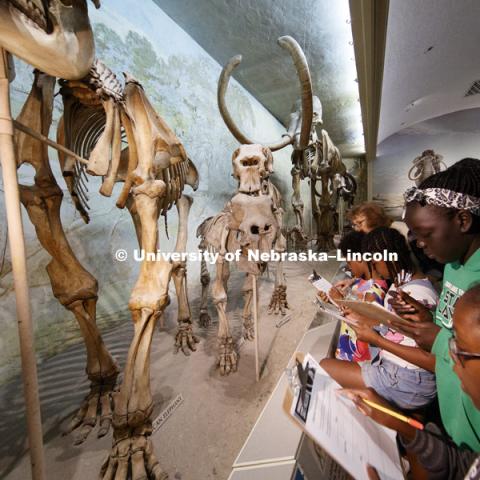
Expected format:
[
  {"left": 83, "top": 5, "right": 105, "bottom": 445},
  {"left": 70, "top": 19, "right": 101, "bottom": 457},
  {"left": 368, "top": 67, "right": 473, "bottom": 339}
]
[
  {"left": 334, "top": 278, "right": 356, "bottom": 292},
  {"left": 339, "top": 389, "right": 478, "bottom": 480},
  {"left": 353, "top": 323, "right": 435, "bottom": 372}
]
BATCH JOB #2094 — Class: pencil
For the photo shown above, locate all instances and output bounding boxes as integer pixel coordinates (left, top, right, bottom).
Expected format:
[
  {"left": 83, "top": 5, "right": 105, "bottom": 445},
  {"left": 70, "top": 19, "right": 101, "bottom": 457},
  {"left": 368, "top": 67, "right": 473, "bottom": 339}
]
[{"left": 362, "top": 399, "right": 424, "bottom": 430}]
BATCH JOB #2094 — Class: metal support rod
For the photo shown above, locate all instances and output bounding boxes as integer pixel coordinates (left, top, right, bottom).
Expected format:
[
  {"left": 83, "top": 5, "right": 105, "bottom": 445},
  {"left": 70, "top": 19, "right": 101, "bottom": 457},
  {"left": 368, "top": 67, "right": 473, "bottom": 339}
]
[
  {"left": 0, "top": 49, "right": 46, "bottom": 480},
  {"left": 13, "top": 119, "right": 89, "bottom": 166},
  {"left": 252, "top": 274, "right": 260, "bottom": 382}
]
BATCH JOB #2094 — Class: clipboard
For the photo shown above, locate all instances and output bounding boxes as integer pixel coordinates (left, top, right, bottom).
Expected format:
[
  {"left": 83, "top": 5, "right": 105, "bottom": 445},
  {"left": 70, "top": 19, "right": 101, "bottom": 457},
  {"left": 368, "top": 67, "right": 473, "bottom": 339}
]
[
  {"left": 337, "top": 299, "right": 417, "bottom": 329},
  {"left": 282, "top": 353, "right": 405, "bottom": 480},
  {"left": 314, "top": 300, "right": 358, "bottom": 326},
  {"left": 309, "top": 270, "right": 342, "bottom": 307}
]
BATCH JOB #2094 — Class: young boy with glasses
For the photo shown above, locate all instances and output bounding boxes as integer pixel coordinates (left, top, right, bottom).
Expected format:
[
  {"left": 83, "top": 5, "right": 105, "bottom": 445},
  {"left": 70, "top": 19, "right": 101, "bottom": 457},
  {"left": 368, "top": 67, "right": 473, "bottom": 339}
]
[{"left": 341, "top": 283, "right": 480, "bottom": 479}]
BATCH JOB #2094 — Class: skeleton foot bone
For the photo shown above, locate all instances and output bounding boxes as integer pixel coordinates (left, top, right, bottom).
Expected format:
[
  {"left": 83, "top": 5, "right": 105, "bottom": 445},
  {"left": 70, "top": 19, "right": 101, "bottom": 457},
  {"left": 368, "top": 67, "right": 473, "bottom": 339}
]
[
  {"left": 100, "top": 425, "right": 167, "bottom": 480},
  {"left": 174, "top": 321, "right": 199, "bottom": 355},
  {"left": 290, "top": 225, "right": 308, "bottom": 244},
  {"left": 217, "top": 336, "right": 237, "bottom": 375},
  {"left": 268, "top": 285, "right": 289, "bottom": 315},
  {"left": 198, "top": 311, "right": 212, "bottom": 328},
  {"left": 65, "top": 370, "right": 118, "bottom": 444},
  {"left": 242, "top": 315, "right": 255, "bottom": 341}
]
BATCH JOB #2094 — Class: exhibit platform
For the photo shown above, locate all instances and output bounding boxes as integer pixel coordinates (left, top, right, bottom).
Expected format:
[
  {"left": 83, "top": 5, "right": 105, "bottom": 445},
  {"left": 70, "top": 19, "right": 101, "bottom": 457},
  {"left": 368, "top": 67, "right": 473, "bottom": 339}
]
[
  {"left": 1, "top": 259, "right": 340, "bottom": 480},
  {"left": 228, "top": 320, "right": 339, "bottom": 480}
]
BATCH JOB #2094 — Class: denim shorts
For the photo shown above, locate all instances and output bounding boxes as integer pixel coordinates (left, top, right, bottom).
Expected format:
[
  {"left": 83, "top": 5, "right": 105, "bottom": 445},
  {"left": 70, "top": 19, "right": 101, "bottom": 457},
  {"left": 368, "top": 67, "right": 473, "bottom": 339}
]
[{"left": 361, "top": 356, "right": 437, "bottom": 410}]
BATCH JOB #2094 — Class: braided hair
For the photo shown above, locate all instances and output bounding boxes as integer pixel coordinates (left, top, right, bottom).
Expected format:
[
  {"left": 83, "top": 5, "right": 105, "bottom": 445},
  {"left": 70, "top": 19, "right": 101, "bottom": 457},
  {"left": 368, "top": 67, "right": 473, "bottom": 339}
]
[
  {"left": 417, "top": 158, "right": 480, "bottom": 232},
  {"left": 339, "top": 230, "right": 365, "bottom": 257},
  {"left": 362, "top": 227, "right": 414, "bottom": 280},
  {"left": 420, "top": 158, "right": 480, "bottom": 194}
]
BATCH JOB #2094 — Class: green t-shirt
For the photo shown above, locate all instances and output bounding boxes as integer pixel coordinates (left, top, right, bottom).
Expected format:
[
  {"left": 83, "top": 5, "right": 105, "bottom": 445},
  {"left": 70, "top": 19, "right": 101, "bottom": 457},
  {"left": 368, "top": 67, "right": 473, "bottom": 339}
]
[{"left": 432, "top": 247, "right": 480, "bottom": 451}]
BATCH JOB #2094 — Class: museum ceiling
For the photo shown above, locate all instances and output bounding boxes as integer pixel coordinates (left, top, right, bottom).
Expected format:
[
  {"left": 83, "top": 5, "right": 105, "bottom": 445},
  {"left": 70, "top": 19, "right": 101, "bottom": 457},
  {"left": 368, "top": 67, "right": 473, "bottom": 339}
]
[
  {"left": 154, "top": 0, "right": 364, "bottom": 156},
  {"left": 379, "top": 0, "right": 480, "bottom": 143}
]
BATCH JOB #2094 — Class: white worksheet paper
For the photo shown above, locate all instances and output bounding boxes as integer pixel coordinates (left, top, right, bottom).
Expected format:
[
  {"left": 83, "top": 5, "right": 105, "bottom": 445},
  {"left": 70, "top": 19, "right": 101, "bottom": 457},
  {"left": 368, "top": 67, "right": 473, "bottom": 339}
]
[
  {"left": 290, "top": 354, "right": 404, "bottom": 480},
  {"left": 311, "top": 275, "right": 333, "bottom": 294},
  {"left": 310, "top": 274, "right": 342, "bottom": 308}
]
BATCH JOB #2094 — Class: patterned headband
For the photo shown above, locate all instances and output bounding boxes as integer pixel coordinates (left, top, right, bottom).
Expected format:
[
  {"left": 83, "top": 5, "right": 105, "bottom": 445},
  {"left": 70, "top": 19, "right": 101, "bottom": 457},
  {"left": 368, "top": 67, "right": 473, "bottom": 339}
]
[{"left": 403, "top": 186, "right": 480, "bottom": 216}]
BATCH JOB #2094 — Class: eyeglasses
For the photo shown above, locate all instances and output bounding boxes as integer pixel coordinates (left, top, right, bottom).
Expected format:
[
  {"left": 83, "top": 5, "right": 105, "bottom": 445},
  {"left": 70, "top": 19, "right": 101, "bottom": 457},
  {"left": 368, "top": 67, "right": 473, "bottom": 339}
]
[
  {"left": 352, "top": 217, "right": 367, "bottom": 230},
  {"left": 448, "top": 336, "right": 480, "bottom": 367}
]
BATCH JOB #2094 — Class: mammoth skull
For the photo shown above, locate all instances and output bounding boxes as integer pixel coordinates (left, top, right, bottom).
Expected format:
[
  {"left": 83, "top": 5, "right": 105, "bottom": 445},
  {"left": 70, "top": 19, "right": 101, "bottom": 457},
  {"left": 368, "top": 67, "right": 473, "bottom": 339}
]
[
  {"left": 228, "top": 192, "right": 278, "bottom": 254},
  {"left": 232, "top": 144, "right": 273, "bottom": 194}
]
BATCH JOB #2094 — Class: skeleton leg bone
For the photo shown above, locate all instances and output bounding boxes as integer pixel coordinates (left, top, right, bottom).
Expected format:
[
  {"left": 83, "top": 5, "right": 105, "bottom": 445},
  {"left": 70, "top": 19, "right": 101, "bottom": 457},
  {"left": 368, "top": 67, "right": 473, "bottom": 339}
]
[
  {"left": 311, "top": 179, "right": 322, "bottom": 249},
  {"left": 268, "top": 261, "right": 289, "bottom": 315},
  {"left": 17, "top": 71, "right": 118, "bottom": 443},
  {"left": 268, "top": 186, "right": 289, "bottom": 315},
  {"left": 20, "top": 178, "right": 119, "bottom": 445},
  {"left": 317, "top": 175, "right": 335, "bottom": 251},
  {"left": 173, "top": 195, "right": 199, "bottom": 355},
  {"left": 290, "top": 159, "right": 307, "bottom": 242},
  {"left": 221, "top": 257, "right": 230, "bottom": 295},
  {"left": 198, "top": 244, "right": 211, "bottom": 327},
  {"left": 242, "top": 274, "right": 255, "bottom": 341},
  {"left": 212, "top": 257, "right": 237, "bottom": 375},
  {"left": 27, "top": 207, "right": 118, "bottom": 443},
  {"left": 102, "top": 188, "right": 170, "bottom": 480},
  {"left": 66, "top": 299, "right": 118, "bottom": 443}
]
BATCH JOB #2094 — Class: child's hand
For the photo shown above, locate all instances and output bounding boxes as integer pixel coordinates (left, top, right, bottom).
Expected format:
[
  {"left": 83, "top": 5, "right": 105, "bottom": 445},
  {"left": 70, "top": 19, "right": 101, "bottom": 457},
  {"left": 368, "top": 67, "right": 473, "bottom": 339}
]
[
  {"left": 337, "top": 388, "right": 416, "bottom": 438},
  {"left": 334, "top": 278, "right": 355, "bottom": 293},
  {"left": 351, "top": 322, "right": 379, "bottom": 344},
  {"left": 388, "top": 290, "right": 433, "bottom": 323},
  {"left": 388, "top": 318, "right": 440, "bottom": 351},
  {"left": 366, "top": 465, "right": 381, "bottom": 480},
  {"left": 343, "top": 309, "right": 379, "bottom": 329},
  {"left": 328, "top": 286, "right": 344, "bottom": 302},
  {"left": 317, "top": 291, "right": 330, "bottom": 303}
]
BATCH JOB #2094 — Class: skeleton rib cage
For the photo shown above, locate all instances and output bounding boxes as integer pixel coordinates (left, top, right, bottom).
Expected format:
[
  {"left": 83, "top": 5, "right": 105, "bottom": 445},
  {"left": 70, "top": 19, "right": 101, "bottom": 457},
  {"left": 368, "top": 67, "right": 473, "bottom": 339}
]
[{"left": 58, "top": 59, "right": 193, "bottom": 223}]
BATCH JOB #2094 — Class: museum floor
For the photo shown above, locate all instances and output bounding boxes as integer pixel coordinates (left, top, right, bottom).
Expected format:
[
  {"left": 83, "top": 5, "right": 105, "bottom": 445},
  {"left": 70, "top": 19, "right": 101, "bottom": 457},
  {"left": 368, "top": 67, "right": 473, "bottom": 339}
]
[{"left": 1, "top": 259, "right": 340, "bottom": 480}]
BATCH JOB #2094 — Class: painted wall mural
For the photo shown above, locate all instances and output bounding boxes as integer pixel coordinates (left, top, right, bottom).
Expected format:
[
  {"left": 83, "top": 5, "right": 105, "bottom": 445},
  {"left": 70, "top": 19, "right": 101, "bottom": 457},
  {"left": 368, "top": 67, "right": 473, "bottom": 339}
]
[
  {"left": 0, "top": 0, "right": 302, "bottom": 384},
  {"left": 0, "top": 0, "right": 366, "bottom": 383}
]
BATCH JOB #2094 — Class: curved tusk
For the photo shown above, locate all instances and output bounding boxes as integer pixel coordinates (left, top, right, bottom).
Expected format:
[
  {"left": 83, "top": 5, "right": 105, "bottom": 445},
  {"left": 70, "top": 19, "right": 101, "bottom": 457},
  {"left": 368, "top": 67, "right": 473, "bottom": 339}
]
[
  {"left": 277, "top": 36, "right": 313, "bottom": 150},
  {"left": 217, "top": 55, "right": 293, "bottom": 151},
  {"left": 407, "top": 164, "right": 418, "bottom": 180},
  {"left": 217, "top": 55, "right": 252, "bottom": 145}
]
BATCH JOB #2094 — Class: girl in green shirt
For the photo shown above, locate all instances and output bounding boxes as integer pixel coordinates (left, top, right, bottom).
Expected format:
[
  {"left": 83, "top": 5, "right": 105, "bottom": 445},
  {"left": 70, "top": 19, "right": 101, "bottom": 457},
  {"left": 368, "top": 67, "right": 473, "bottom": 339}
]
[{"left": 389, "top": 158, "right": 480, "bottom": 450}]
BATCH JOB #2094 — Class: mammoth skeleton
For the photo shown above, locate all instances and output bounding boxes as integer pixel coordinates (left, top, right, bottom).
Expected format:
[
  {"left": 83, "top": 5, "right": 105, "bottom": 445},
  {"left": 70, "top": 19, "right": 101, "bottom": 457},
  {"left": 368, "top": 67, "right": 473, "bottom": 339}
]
[
  {"left": 218, "top": 36, "right": 356, "bottom": 250},
  {"left": 197, "top": 144, "right": 288, "bottom": 375},
  {"left": 408, "top": 149, "right": 446, "bottom": 186},
  {"left": 0, "top": 2, "right": 199, "bottom": 479}
]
